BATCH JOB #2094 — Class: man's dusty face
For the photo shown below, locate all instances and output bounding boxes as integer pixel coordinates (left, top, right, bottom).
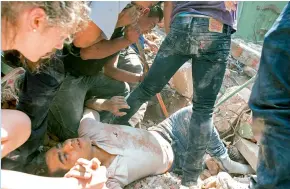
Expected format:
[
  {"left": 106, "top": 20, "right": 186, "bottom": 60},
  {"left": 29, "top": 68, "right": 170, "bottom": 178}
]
[
  {"left": 138, "top": 16, "right": 160, "bottom": 34},
  {"left": 45, "top": 138, "right": 93, "bottom": 173}
]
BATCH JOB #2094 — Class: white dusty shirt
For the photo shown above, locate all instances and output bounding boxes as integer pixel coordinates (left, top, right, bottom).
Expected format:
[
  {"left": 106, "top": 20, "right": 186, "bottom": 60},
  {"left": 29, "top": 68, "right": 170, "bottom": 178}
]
[
  {"left": 78, "top": 118, "right": 174, "bottom": 189},
  {"left": 89, "top": 1, "right": 131, "bottom": 40}
]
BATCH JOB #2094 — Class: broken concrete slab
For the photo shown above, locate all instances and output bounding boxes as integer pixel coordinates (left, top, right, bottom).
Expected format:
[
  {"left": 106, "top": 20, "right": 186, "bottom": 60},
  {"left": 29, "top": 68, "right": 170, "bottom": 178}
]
[
  {"left": 169, "top": 61, "right": 193, "bottom": 99},
  {"left": 214, "top": 87, "right": 251, "bottom": 133},
  {"left": 234, "top": 136, "right": 259, "bottom": 171},
  {"left": 231, "top": 39, "right": 261, "bottom": 71}
]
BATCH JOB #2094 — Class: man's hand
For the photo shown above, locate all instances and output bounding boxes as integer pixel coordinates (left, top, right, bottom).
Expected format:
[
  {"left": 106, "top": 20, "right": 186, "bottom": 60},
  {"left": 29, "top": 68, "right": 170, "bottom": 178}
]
[
  {"left": 102, "top": 96, "right": 130, "bottom": 116},
  {"left": 124, "top": 26, "right": 140, "bottom": 44},
  {"left": 147, "top": 41, "right": 159, "bottom": 54},
  {"left": 65, "top": 158, "right": 108, "bottom": 189}
]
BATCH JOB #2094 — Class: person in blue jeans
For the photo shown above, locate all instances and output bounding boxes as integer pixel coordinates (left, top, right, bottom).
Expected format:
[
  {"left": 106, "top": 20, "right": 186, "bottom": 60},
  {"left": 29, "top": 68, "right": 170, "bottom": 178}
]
[
  {"left": 248, "top": 2, "right": 290, "bottom": 189},
  {"left": 112, "top": 2, "right": 236, "bottom": 186},
  {"left": 44, "top": 105, "right": 253, "bottom": 188}
]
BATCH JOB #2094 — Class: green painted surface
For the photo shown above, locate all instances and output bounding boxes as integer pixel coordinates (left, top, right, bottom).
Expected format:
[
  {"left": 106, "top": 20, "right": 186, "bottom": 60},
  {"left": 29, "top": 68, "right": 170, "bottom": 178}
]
[{"left": 234, "top": 1, "right": 287, "bottom": 44}]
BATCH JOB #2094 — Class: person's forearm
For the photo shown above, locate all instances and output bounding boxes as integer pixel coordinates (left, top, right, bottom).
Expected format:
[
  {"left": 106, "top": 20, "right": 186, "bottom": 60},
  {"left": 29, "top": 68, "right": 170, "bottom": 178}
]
[
  {"left": 85, "top": 99, "right": 108, "bottom": 112},
  {"left": 80, "top": 37, "right": 132, "bottom": 60},
  {"left": 104, "top": 67, "right": 141, "bottom": 83},
  {"left": 164, "top": 1, "right": 173, "bottom": 34},
  {"left": 1, "top": 170, "right": 79, "bottom": 189}
]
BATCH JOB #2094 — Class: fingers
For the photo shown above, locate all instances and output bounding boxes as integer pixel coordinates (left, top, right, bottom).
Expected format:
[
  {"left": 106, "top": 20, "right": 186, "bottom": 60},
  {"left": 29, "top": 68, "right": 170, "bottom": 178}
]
[
  {"left": 65, "top": 169, "right": 91, "bottom": 179},
  {"left": 109, "top": 97, "right": 130, "bottom": 110},
  {"left": 116, "top": 104, "right": 130, "bottom": 110},
  {"left": 76, "top": 158, "right": 92, "bottom": 166},
  {"left": 90, "top": 158, "right": 101, "bottom": 170},
  {"left": 77, "top": 158, "right": 101, "bottom": 169},
  {"left": 113, "top": 111, "right": 127, "bottom": 117},
  {"left": 65, "top": 158, "right": 103, "bottom": 179}
]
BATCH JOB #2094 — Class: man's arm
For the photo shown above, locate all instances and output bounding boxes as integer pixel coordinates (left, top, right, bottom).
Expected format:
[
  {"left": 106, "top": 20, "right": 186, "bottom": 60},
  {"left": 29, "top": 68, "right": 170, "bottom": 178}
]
[
  {"left": 73, "top": 21, "right": 104, "bottom": 48},
  {"left": 164, "top": 1, "right": 173, "bottom": 34},
  {"left": 103, "top": 55, "right": 142, "bottom": 83},
  {"left": 80, "top": 26, "right": 139, "bottom": 60},
  {"left": 80, "top": 37, "right": 131, "bottom": 60}
]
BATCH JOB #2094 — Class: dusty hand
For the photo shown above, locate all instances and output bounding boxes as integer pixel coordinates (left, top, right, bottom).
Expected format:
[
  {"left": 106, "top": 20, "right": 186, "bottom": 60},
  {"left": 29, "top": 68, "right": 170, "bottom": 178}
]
[
  {"left": 124, "top": 25, "right": 140, "bottom": 44},
  {"left": 65, "top": 158, "right": 108, "bottom": 189},
  {"left": 102, "top": 96, "right": 130, "bottom": 116},
  {"left": 147, "top": 41, "right": 159, "bottom": 54}
]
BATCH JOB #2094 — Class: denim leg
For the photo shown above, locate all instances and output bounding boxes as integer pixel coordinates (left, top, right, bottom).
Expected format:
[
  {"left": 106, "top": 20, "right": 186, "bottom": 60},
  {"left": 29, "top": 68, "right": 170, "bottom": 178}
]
[
  {"left": 112, "top": 31, "right": 191, "bottom": 125},
  {"left": 117, "top": 47, "right": 143, "bottom": 90},
  {"left": 149, "top": 105, "right": 227, "bottom": 173},
  {"left": 182, "top": 51, "right": 228, "bottom": 184},
  {"left": 249, "top": 3, "right": 290, "bottom": 189},
  {"left": 48, "top": 74, "right": 90, "bottom": 141},
  {"left": 1, "top": 56, "right": 65, "bottom": 170},
  {"left": 86, "top": 72, "right": 130, "bottom": 99}
]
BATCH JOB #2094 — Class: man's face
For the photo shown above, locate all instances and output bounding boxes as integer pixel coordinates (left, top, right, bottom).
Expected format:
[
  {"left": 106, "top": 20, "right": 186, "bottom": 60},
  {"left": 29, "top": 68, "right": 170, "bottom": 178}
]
[
  {"left": 45, "top": 138, "right": 93, "bottom": 173},
  {"left": 138, "top": 15, "right": 160, "bottom": 34}
]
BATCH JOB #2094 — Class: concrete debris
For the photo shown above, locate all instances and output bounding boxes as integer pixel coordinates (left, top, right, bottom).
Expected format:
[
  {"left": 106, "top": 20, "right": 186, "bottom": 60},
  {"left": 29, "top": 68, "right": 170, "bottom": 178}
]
[
  {"left": 231, "top": 39, "right": 262, "bottom": 71},
  {"left": 214, "top": 87, "right": 251, "bottom": 134},
  {"left": 234, "top": 136, "right": 259, "bottom": 171},
  {"left": 205, "top": 157, "right": 220, "bottom": 176},
  {"left": 125, "top": 172, "right": 182, "bottom": 189},
  {"left": 169, "top": 61, "right": 193, "bottom": 99},
  {"left": 238, "top": 113, "right": 254, "bottom": 140}
]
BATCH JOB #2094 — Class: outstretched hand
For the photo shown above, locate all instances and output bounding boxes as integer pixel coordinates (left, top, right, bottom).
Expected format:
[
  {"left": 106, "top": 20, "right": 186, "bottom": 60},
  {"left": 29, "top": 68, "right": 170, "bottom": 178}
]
[{"left": 65, "top": 158, "right": 108, "bottom": 189}]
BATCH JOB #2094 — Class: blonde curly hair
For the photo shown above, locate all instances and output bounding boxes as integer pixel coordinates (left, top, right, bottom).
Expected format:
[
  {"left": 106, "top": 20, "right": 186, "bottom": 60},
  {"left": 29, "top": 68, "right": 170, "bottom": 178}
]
[
  {"left": 1, "top": 1, "right": 90, "bottom": 36},
  {"left": 1, "top": 1, "right": 91, "bottom": 70}
]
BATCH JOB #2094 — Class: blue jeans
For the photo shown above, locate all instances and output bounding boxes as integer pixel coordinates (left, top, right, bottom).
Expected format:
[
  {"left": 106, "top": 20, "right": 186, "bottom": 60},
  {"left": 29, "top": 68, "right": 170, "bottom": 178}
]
[
  {"left": 48, "top": 72, "right": 129, "bottom": 141},
  {"left": 112, "top": 16, "right": 231, "bottom": 183},
  {"left": 249, "top": 3, "right": 290, "bottom": 189},
  {"left": 1, "top": 54, "right": 65, "bottom": 170},
  {"left": 149, "top": 105, "right": 227, "bottom": 173}
]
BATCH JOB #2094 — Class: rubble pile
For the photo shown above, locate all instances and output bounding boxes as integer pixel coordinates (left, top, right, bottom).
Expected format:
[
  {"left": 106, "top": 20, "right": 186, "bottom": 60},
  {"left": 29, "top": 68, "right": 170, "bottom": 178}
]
[{"left": 125, "top": 172, "right": 181, "bottom": 189}]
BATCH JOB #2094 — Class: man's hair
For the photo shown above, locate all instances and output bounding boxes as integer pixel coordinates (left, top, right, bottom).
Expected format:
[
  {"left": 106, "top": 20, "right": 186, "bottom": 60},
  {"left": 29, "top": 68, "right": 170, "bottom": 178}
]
[
  {"left": 148, "top": 5, "right": 164, "bottom": 22},
  {"left": 25, "top": 150, "right": 67, "bottom": 177}
]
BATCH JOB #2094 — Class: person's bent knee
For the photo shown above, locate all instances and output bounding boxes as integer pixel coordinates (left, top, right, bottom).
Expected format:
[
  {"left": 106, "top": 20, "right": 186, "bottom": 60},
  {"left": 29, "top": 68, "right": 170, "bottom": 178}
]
[
  {"left": 1, "top": 110, "right": 31, "bottom": 157},
  {"left": 15, "top": 110, "right": 31, "bottom": 141},
  {"left": 2, "top": 110, "right": 31, "bottom": 140}
]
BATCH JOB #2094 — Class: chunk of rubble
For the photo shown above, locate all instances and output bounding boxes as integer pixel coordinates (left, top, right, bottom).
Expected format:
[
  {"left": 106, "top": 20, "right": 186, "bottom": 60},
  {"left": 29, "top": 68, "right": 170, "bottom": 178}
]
[
  {"left": 169, "top": 61, "right": 193, "bottom": 99},
  {"left": 234, "top": 136, "right": 259, "bottom": 171},
  {"left": 214, "top": 87, "right": 251, "bottom": 134}
]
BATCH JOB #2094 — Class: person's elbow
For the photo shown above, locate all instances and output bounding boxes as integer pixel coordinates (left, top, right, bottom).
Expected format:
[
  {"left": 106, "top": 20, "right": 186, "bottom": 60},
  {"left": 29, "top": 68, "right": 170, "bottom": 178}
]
[
  {"left": 80, "top": 48, "right": 106, "bottom": 60},
  {"left": 104, "top": 66, "right": 117, "bottom": 78}
]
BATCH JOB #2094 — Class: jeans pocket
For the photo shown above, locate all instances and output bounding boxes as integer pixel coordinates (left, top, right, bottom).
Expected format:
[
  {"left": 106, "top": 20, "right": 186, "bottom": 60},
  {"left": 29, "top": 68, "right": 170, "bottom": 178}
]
[{"left": 165, "top": 29, "right": 200, "bottom": 55}]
